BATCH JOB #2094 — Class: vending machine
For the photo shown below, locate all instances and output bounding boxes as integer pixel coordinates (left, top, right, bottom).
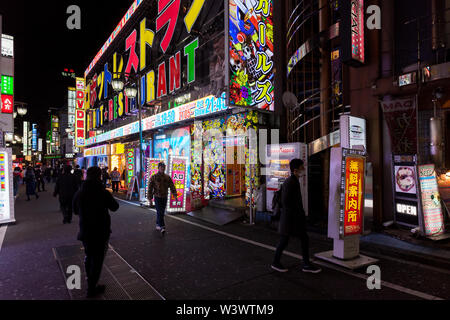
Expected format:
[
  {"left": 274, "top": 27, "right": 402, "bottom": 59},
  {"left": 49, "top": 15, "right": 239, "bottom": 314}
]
[{"left": 266, "top": 143, "right": 308, "bottom": 215}]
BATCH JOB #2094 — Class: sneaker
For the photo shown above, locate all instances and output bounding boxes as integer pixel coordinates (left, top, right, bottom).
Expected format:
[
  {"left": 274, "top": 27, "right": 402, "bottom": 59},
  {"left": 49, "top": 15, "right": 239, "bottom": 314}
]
[
  {"left": 160, "top": 227, "right": 166, "bottom": 235},
  {"left": 156, "top": 226, "right": 161, "bottom": 231},
  {"left": 302, "top": 264, "right": 322, "bottom": 274},
  {"left": 271, "top": 263, "right": 288, "bottom": 273}
]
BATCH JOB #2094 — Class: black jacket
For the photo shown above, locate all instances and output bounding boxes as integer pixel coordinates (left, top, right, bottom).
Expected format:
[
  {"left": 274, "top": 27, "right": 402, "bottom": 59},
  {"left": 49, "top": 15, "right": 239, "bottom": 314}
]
[
  {"left": 54, "top": 173, "right": 79, "bottom": 203},
  {"left": 73, "top": 180, "right": 119, "bottom": 242},
  {"left": 278, "top": 174, "right": 306, "bottom": 236}
]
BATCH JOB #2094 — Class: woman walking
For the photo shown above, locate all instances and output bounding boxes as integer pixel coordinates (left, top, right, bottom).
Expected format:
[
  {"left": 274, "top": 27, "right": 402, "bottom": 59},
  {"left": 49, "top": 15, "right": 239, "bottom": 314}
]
[{"left": 24, "top": 166, "right": 39, "bottom": 201}]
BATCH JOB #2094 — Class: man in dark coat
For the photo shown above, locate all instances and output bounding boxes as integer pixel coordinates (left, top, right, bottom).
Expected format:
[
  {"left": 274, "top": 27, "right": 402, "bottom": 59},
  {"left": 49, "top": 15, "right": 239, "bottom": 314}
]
[
  {"left": 271, "top": 159, "right": 321, "bottom": 274},
  {"left": 53, "top": 165, "right": 79, "bottom": 224},
  {"left": 73, "top": 166, "right": 119, "bottom": 298},
  {"left": 73, "top": 165, "right": 83, "bottom": 187}
]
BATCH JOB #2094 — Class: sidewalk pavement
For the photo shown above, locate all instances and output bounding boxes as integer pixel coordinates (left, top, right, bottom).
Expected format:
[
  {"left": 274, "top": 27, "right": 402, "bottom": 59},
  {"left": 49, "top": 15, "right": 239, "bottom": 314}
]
[{"left": 114, "top": 191, "right": 450, "bottom": 270}]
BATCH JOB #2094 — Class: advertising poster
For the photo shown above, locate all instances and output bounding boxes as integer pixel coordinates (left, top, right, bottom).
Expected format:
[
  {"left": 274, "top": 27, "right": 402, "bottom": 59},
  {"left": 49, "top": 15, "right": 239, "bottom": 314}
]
[
  {"left": 190, "top": 122, "right": 203, "bottom": 202},
  {"left": 228, "top": 0, "right": 274, "bottom": 111},
  {"left": 145, "top": 158, "right": 163, "bottom": 204},
  {"left": 418, "top": 164, "right": 445, "bottom": 236},
  {"left": 167, "top": 157, "right": 188, "bottom": 213},
  {"left": 394, "top": 166, "right": 417, "bottom": 195},
  {"left": 126, "top": 149, "right": 135, "bottom": 184},
  {"left": 154, "top": 127, "right": 191, "bottom": 188},
  {"left": 0, "top": 148, "right": 14, "bottom": 224},
  {"left": 203, "top": 118, "right": 226, "bottom": 199}
]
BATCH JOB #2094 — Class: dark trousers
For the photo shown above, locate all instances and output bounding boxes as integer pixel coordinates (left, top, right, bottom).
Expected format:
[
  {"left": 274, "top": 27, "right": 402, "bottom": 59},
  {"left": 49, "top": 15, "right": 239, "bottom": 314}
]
[
  {"left": 112, "top": 181, "right": 119, "bottom": 192},
  {"left": 273, "top": 220, "right": 311, "bottom": 266},
  {"left": 154, "top": 197, "right": 168, "bottom": 228},
  {"left": 82, "top": 240, "right": 109, "bottom": 291},
  {"left": 60, "top": 200, "right": 73, "bottom": 223}
]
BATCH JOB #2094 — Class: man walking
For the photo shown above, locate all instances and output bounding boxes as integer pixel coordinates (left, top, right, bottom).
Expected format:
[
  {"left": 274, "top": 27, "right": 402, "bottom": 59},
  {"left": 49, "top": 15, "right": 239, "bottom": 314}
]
[
  {"left": 101, "top": 167, "right": 110, "bottom": 188},
  {"left": 35, "top": 165, "right": 46, "bottom": 192},
  {"left": 53, "top": 165, "right": 79, "bottom": 224},
  {"left": 147, "top": 162, "right": 177, "bottom": 235},
  {"left": 73, "top": 166, "right": 119, "bottom": 298},
  {"left": 271, "top": 159, "right": 321, "bottom": 274},
  {"left": 73, "top": 165, "right": 83, "bottom": 187},
  {"left": 110, "top": 167, "right": 121, "bottom": 193}
]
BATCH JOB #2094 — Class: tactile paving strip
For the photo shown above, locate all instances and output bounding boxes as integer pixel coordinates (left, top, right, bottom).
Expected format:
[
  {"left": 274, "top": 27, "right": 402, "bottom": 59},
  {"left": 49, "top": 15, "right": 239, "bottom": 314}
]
[{"left": 53, "top": 244, "right": 164, "bottom": 300}]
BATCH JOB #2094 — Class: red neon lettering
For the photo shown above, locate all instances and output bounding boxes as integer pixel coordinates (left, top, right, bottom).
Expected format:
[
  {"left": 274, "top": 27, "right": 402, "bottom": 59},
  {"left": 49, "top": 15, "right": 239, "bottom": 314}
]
[
  {"left": 169, "top": 51, "right": 181, "bottom": 92},
  {"left": 156, "top": 0, "right": 181, "bottom": 53},
  {"left": 125, "top": 30, "right": 139, "bottom": 75}
]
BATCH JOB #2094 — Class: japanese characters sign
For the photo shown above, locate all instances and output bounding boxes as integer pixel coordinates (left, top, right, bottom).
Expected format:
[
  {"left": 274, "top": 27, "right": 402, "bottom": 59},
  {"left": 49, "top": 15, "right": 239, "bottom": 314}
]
[
  {"left": 418, "top": 164, "right": 445, "bottom": 236},
  {"left": 0, "top": 148, "right": 15, "bottom": 225},
  {"left": 1, "top": 76, "right": 13, "bottom": 95},
  {"left": 1, "top": 94, "right": 13, "bottom": 114},
  {"left": 382, "top": 97, "right": 417, "bottom": 154},
  {"left": 145, "top": 158, "right": 163, "bottom": 204},
  {"left": 75, "top": 78, "right": 86, "bottom": 147},
  {"left": 228, "top": 0, "right": 274, "bottom": 111},
  {"left": 167, "top": 156, "right": 188, "bottom": 213},
  {"left": 342, "top": 0, "right": 365, "bottom": 66},
  {"left": 339, "top": 149, "right": 366, "bottom": 238}
]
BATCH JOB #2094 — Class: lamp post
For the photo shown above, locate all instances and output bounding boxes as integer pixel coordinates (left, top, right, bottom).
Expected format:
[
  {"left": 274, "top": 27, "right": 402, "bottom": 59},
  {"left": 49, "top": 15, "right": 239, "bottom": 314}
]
[{"left": 112, "top": 73, "right": 144, "bottom": 199}]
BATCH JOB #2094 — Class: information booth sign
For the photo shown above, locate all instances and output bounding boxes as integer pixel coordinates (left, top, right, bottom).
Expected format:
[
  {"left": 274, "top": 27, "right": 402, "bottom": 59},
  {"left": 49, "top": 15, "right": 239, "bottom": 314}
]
[{"left": 0, "top": 148, "right": 14, "bottom": 225}]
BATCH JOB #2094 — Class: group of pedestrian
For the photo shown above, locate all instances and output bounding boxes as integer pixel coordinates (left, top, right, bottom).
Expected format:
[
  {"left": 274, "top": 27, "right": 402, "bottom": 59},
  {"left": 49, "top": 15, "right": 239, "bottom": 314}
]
[
  {"left": 100, "top": 166, "right": 126, "bottom": 193},
  {"left": 19, "top": 165, "right": 48, "bottom": 201}
]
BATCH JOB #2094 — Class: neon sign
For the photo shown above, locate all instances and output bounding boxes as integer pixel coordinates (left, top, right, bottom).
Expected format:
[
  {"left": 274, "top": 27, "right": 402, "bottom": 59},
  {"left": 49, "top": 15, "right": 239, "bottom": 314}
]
[
  {"left": 75, "top": 78, "right": 86, "bottom": 147},
  {"left": 127, "top": 149, "right": 135, "bottom": 184},
  {"left": 228, "top": 0, "right": 274, "bottom": 111},
  {"left": 166, "top": 156, "right": 188, "bottom": 213}
]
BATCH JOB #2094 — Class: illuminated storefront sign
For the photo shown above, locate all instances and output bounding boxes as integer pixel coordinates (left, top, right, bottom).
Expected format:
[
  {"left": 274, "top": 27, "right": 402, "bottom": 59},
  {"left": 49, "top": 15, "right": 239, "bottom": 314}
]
[
  {"left": 145, "top": 158, "right": 163, "bottom": 204},
  {"left": 84, "top": 0, "right": 145, "bottom": 77},
  {"left": 85, "top": 0, "right": 224, "bottom": 133},
  {"left": 396, "top": 203, "right": 417, "bottom": 216},
  {"left": 1, "top": 94, "right": 13, "bottom": 113},
  {"left": 75, "top": 78, "right": 86, "bottom": 147},
  {"left": 1, "top": 34, "right": 14, "bottom": 58},
  {"left": 32, "top": 124, "right": 37, "bottom": 151},
  {"left": 228, "top": 0, "right": 274, "bottom": 111},
  {"left": 85, "top": 94, "right": 227, "bottom": 146},
  {"left": 38, "top": 139, "right": 43, "bottom": 152},
  {"left": 339, "top": 148, "right": 366, "bottom": 238},
  {"left": 0, "top": 149, "right": 14, "bottom": 224},
  {"left": 342, "top": 0, "right": 365, "bottom": 66},
  {"left": 418, "top": 164, "right": 445, "bottom": 236},
  {"left": 23, "top": 121, "right": 29, "bottom": 156},
  {"left": 127, "top": 149, "right": 135, "bottom": 184},
  {"left": 1, "top": 75, "right": 13, "bottom": 95},
  {"left": 84, "top": 144, "right": 108, "bottom": 157},
  {"left": 166, "top": 156, "right": 188, "bottom": 213}
]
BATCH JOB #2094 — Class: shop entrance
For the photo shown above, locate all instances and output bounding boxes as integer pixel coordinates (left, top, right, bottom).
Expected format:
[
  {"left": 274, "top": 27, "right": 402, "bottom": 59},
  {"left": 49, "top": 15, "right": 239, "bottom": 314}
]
[{"left": 225, "top": 140, "right": 246, "bottom": 197}]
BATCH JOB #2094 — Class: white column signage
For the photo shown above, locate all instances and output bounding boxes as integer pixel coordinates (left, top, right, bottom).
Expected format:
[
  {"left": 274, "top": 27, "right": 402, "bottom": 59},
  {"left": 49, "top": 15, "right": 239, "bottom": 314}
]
[{"left": 0, "top": 148, "right": 15, "bottom": 224}]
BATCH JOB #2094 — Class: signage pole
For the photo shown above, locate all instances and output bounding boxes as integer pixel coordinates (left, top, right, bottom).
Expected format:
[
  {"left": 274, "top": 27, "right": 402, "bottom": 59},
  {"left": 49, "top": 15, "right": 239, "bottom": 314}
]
[{"left": 137, "top": 76, "right": 144, "bottom": 201}]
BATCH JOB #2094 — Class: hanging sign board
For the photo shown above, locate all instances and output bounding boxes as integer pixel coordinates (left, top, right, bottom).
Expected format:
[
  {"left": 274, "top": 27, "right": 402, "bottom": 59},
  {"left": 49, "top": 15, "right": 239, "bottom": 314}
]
[
  {"left": 167, "top": 156, "right": 188, "bottom": 213},
  {"left": 0, "top": 148, "right": 15, "bottom": 224},
  {"left": 418, "top": 164, "right": 445, "bottom": 237}
]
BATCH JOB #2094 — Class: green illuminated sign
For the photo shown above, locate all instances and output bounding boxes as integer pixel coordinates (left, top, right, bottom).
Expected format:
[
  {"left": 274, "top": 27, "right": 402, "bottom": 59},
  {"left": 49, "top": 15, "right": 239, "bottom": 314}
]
[{"left": 1, "top": 76, "right": 13, "bottom": 95}]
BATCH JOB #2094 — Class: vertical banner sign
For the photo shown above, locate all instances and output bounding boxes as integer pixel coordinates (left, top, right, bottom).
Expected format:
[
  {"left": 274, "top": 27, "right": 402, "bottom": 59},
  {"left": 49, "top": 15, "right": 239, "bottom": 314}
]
[
  {"left": 339, "top": 148, "right": 366, "bottom": 238},
  {"left": 75, "top": 78, "right": 86, "bottom": 147},
  {"left": 0, "top": 148, "right": 15, "bottom": 224},
  {"left": 127, "top": 148, "right": 135, "bottom": 184},
  {"left": 228, "top": 0, "right": 274, "bottom": 111},
  {"left": 1, "top": 95, "right": 13, "bottom": 113},
  {"left": 23, "top": 121, "right": 29, "bottom": 156},
  {"left": 32, "top": 124, "right": 37, "bottom": 151},
  {"left": 418, "top": 164, "right": 445, "bottom": 236},
  {"left": 167, "top": 156, "right": 188, "bottom": 213},
  {"left": 1, "top": 76, "right": 14, "bottom": 95},
  {"left": 145, "top": 158, "right": 163, "bottom": 204},
  {"left": 341, "top": 0, "right": 365, "bottom": 66}
]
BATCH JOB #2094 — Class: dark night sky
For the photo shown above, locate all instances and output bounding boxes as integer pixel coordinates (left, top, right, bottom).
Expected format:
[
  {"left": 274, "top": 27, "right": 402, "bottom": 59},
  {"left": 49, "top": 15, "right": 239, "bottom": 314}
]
[{"left": 0, "top": 0, "right": 133, "bottom": 127}]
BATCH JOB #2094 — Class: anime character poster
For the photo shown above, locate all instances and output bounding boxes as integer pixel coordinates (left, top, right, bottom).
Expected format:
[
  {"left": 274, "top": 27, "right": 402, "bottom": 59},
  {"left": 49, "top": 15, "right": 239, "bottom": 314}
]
[
  {"left": 203, "top": 118, "right": 226, "bottom": 199},
  {"left": 190, "top": 122, "right": 203, "bottom": 201},
  {"left": 167, "top": 157, "right": 188, "bottom": 212},
  {"left": 229, "top": 0, "right": 274, "bottom": 111},
  {"left": 154, "top": 127, "right": 191, "bottom": 188}
]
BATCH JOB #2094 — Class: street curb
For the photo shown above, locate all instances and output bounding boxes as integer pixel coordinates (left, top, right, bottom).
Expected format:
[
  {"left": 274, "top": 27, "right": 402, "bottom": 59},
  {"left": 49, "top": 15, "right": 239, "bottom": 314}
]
[{"left": 360, "top": 238, "right": 450, "bottom": 270}]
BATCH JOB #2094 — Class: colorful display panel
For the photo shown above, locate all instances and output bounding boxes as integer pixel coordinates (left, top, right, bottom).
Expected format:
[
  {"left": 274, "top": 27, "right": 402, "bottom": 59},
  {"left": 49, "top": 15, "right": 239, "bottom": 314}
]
[
  {"left": 167, "top": 156, "right": 188, "bottom": 213},
  {"left": 228, "top": 0, "right": 274, "bottom": 111},
  {"left": 144, "top": 158, "right": 163, "bottom": 205},
  {"left": 339, "top": 148, "right": 366, "bottom": 239},
  {"left": 154, "top": 127, "right": 191, "bottom": 188},
  {"left": 190, "top": 122, "right": 203, "bottom": 203},
  {"left": 1, "top": 94, "right": 13, "bottom": 113},
  {"left": 418, "top": 164, "right": 445, "bottom": 236},
  {"left": 203, "top": 118, "right": 226, "bottom": 199},
  {"left": 1, "top": 76, "right": 13, "bottom": 95},
  {"left": 0, "top": 148, "right": 14, "bottom": 224},
  {"left": 127, "top": 149, "right": 135, "bottom": 184}
]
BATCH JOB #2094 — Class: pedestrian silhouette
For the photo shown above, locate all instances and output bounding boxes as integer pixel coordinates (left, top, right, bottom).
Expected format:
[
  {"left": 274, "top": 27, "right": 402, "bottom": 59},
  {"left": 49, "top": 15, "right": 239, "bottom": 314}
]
[
  {"left": 24, "top": 166, "right": 39, "bottom": 201},
  {"left": 54, "top": 165, "right": 79, "bottom": 224},
  {"left": 73, "top": 166, "right": 119, "bottom": 298}
]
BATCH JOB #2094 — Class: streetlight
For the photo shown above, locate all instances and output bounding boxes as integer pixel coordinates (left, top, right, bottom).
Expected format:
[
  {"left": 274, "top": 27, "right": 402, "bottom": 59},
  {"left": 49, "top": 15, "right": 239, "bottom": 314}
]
[
  {"left": 112, "top": 72, "right": 144, "bottom": 199},
  {"left": 16, "top": 104, "right": 28, "bottom": 116}
]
